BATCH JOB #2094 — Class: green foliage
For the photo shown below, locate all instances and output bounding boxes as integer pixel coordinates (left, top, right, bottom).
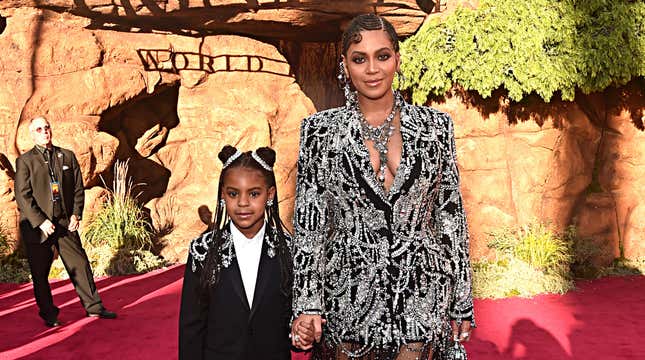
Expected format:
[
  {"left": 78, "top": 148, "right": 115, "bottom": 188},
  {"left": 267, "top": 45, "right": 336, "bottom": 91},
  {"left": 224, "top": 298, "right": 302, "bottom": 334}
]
[
  {"left": 0, "top": 221, "right": 10, "bottom": 256},
  {"left": 473, "top": 223, "right": 575, "bottom": 298},
  {"left": 599, "top": 257, "right": 645, "bottom": 277},
  {"left": 488, "top": 223, "right": 573, "bottom": 274},
  {"left": 0, "top": 219, "right": 31, "bottom": 283},
  {"left": 569, "top": 229, "right": 608, "bottom": 278},
  {"left": 400, "top": 0, "right": 645, "bottom": 103},
  {"left": 63, "top": 159, "right": 167, "bottom": 278},
  {"left": 83, "top": 161, "right": 152, "bottom": 251},
  {"left": 103, "top": 248, "right": 167, "bottom": 276},
  {"left": 50, "top": 244, "right": 167, "bottom": 279},
  {"left": 83, "top": 195, "right": 152, "bottom": 250},
  {"left": 473, "top": 258, "right": 573, "bottom": 298}
]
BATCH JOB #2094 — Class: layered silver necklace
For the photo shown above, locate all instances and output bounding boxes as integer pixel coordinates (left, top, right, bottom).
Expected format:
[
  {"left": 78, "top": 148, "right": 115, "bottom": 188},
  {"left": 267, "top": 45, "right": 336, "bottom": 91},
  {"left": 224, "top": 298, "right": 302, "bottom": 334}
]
[{"left": 357, "top": 91, "right": 403, "bottom": 183}]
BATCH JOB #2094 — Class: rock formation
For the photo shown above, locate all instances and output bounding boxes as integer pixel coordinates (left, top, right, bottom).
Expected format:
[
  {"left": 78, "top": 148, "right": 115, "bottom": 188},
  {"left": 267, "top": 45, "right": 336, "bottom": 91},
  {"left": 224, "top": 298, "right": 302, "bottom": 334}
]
[{"left": 1, "top": 1, "right": 643, "bottom": 263}]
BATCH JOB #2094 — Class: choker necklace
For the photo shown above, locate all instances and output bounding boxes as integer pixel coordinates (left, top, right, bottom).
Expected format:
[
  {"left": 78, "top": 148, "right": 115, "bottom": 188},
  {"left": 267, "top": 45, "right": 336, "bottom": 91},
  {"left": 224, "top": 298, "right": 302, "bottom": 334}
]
[{"left": 357, "top": 91, "right": 403, "bottom": 184}]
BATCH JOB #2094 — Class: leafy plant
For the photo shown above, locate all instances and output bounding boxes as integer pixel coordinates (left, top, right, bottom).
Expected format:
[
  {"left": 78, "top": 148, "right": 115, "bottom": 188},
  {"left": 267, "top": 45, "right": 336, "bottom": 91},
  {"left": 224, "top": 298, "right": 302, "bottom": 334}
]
[
  {"left": 400, "top": 0, "right": 645, "bottom": 104},
  {"left": 62, "top": 160, "right": 168, "bottom": 278},
  {"left": 473, "top": 223, "right": 574, "bottom": 298},
  {"left": 83, "top": 160, "right": 152, "bottom": 251},
  {"left": 599, "top": 257, "right": 645, "bottom": 277},
  {"left": 0, "top": 218, "right": 31, "bottom": 283},
  {"left": 488, "top": 223, "right": 573, "bottom": 274}
]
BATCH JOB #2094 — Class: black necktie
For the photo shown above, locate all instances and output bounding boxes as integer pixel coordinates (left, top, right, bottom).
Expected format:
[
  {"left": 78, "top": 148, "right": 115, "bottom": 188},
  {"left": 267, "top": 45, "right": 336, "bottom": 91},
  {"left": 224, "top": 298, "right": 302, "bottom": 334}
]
[
  {"left": 45, "top": 148, "right": 56, "bottom": 181},
  {"left": 45, "top": 148, "right": 52, "bottom": 163}
]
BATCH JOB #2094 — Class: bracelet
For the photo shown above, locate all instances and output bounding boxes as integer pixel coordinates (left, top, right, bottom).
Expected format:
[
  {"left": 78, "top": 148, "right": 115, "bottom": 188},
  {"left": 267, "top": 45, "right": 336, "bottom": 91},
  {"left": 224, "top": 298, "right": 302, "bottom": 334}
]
[{"left": 300, "top": 309, "right": 323, "bottom": 316}]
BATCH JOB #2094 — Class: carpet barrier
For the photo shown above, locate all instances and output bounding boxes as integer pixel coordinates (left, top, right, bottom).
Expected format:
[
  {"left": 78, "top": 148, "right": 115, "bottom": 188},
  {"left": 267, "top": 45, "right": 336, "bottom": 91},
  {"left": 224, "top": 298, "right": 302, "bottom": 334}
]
[{"left": 1, "top": 265, "right": 643, "bottom": 359}]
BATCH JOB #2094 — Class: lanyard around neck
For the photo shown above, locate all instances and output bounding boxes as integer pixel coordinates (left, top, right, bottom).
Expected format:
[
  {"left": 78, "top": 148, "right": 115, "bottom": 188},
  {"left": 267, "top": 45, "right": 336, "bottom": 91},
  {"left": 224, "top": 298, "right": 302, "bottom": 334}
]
[{"left": 42, "top": 148, "right": 57, "bottom": 182}]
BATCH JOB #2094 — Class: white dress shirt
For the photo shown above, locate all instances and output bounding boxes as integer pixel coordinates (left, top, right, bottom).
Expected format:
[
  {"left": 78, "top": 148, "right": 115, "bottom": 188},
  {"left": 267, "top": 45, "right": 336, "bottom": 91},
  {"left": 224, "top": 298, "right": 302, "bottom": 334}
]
[{"left": 230, "top": 222, "right": 265, "bottom": 308}]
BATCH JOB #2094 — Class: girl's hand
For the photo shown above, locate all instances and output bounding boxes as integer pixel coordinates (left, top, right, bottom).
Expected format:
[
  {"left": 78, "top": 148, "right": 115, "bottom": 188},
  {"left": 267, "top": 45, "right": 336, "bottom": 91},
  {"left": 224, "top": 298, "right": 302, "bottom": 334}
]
[
  {"left": 291, "top": 314, "right": 326, "bottom": 350},
  {"left": 450, "top": 319, "right": 472, "bottom": 342}
]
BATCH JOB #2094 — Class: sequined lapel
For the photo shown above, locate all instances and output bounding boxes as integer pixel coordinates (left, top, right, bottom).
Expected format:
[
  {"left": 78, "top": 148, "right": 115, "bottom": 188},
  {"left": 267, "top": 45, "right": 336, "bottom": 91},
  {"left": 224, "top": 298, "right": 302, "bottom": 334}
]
[
  {"left": 387, "top": 103, "right": 419, "bottom": 202},
  {"left": 344, "top": 108, "right": 391, "bottom": 204}
]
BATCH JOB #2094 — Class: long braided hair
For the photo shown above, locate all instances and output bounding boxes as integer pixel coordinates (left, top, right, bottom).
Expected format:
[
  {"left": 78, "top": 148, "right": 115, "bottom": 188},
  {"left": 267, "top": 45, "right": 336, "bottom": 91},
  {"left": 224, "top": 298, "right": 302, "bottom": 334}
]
[{"left": 198, "top": 145, "right": 293, "bottom": 308}]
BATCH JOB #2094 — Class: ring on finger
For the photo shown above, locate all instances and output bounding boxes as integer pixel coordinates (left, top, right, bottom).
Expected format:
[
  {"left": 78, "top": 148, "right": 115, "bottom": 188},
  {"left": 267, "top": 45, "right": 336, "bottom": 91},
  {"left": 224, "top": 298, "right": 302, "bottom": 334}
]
[{"left": 294, "top": 334, "right": 301, "bottom": 342}]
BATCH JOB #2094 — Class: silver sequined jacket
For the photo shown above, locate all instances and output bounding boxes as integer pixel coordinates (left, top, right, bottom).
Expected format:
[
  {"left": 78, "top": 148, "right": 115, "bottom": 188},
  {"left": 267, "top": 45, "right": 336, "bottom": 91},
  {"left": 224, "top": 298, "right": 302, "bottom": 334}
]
[{"left": 292, "top": 101, "right": 474, "bottom": 352}]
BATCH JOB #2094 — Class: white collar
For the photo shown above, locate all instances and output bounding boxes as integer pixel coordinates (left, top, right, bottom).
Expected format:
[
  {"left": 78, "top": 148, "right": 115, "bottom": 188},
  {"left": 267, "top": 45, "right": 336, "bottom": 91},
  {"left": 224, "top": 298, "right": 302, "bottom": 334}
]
[{"left": 229, "top": 221, "right": 266, "bottom": 247}]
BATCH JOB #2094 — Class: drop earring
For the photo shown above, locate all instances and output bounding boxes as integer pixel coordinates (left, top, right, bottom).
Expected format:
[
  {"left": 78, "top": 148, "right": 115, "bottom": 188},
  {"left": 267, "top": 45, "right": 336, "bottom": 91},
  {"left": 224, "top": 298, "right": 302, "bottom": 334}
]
[{"left": 338, "top": 60, "right": 357, "bottom": 108}]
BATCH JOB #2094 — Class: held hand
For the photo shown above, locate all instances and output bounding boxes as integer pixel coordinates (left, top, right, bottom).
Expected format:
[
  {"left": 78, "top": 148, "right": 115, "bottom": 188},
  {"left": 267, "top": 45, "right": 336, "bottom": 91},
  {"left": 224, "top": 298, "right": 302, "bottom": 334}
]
[
  {"left": 450, "top": 319, "right": 472, "bottom": 342},
  {"left": 291, "top": 314, "right": 326, "bottom": 350},
  {"left": 295, "top": 318, "right": 316, "bottom": 348},
  {"left": 39, "top": 219, "right": 55, "bottom": 237},
  {"left": 68, "top": 215, "right": 80, "bottom": 232}
]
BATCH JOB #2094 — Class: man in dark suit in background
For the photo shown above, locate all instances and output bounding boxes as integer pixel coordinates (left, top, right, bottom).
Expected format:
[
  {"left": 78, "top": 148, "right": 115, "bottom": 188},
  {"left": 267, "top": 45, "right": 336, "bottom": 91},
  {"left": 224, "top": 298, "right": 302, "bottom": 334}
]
[{"left": 14, "top": 116, "right": 116, "bottom": 327}]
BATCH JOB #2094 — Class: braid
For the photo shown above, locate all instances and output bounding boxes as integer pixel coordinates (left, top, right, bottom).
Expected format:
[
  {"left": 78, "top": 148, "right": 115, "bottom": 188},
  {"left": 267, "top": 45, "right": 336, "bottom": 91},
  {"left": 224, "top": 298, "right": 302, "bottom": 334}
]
[
  {"left": 198, "top": 145, "right": 292, "bottom": 310},
  {"left": 198, "top": 176, "right": 229, "bottom": 306}
]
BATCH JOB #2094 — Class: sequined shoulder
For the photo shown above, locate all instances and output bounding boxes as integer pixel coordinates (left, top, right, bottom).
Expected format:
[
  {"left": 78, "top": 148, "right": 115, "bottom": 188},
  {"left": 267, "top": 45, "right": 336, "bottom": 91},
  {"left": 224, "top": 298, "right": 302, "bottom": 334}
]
[
  {"left": 404, "top": 104, "right": 454, "bottom": 144},
  {"left": 188, "top": 230, "right": 215, "bottom": 272},
  {"left": 302, "top": 106, "right": 348, "bottom": 131}
]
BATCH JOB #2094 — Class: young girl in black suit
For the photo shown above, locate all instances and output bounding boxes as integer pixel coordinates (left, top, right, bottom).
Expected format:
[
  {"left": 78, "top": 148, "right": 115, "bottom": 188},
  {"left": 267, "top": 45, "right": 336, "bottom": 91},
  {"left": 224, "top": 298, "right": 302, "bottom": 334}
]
[{"left": 179, "top": 145, "right": 308, "bottom": 360}]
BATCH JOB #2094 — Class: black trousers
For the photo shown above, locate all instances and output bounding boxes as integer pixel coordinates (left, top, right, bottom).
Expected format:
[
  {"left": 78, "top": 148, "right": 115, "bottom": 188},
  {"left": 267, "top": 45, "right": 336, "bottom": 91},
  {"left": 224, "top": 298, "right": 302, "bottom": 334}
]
[{"left": 22, "top": 220, "right": 103, "bottom": 321}]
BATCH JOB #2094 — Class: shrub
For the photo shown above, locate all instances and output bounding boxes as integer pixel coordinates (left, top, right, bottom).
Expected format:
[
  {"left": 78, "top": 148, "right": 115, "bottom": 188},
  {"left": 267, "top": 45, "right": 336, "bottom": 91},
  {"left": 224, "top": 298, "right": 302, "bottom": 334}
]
[
  {"left": 488, "top": 223, "right": 573, "bottom": 274},
  {"left": 0, "top": 219, "right": 31, "bottom": 283},
  {"left": 83, "top": 160, "right": 152, "bottom": 251},
  {"left": 400, "top": 0, "right": 645, "bottom": 104},
  {"left": 62, "top": 159, "right": 168, "bottom": 278},
  {"left": 599, "top": 258, "right": 645, "bottom": 277},
  {"left": 473, "top": 223, "right": 574, "bottom": 298}
]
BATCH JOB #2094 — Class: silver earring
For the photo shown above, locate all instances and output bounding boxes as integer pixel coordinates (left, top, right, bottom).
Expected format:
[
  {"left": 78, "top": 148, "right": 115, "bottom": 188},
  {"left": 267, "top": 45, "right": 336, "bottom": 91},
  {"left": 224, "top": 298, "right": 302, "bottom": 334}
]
[
  {"left": 338, "top": 60, "right": 357, "bottom": 108},
  {"left": 266, "top": 199, "right": 274, "bottom": 207},
  {"left": 219, "top": 199, "right": 226, "bottom": 208}
]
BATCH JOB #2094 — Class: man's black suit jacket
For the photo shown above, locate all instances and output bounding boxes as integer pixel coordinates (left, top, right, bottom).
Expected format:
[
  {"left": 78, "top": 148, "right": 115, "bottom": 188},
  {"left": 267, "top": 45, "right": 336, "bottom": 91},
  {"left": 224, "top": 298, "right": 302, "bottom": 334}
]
[
  {"left": 14, "top": 145, "right": 85, "bottom": 243},
  {"left": 179, "top": 238, "right": 291, "bottom": 360}
]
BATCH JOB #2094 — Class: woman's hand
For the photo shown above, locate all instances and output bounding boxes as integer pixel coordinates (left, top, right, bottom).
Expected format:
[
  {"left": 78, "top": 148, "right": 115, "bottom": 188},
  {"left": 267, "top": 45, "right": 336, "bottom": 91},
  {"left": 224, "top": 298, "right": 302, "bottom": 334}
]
[
  {"left": 450, "top": 319, "right": 473, "bottom": 342},
  {"left": 291, "top": 314, "right": 326, "bottom": 350}
]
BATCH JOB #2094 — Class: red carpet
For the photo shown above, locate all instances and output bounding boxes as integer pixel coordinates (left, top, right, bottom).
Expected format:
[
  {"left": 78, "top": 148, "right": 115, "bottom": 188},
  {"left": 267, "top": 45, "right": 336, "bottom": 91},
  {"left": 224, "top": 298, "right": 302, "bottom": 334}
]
[{"left": 1, "top": 265, "right": 643, "bottom": 359}]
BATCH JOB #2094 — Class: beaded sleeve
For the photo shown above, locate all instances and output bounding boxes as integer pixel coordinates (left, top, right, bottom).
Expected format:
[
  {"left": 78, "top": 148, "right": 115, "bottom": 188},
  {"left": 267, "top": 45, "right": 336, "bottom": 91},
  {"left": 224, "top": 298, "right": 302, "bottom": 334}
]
[
  {"left": 291, "top": 115, "right": 331, "bottom": 315},
  {"left": 434, "top": 114, "right": 474, "bottom": 322}
]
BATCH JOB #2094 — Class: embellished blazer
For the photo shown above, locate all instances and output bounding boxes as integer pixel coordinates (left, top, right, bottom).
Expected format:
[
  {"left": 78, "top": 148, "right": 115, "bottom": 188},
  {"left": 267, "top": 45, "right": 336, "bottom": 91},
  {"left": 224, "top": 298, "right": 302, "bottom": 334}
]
[
  {"left": 179, "top": 225, "right": 292, "bottom": 360},
  {"left": 292, "top": 101, "right": 474, "bottom": 351}
]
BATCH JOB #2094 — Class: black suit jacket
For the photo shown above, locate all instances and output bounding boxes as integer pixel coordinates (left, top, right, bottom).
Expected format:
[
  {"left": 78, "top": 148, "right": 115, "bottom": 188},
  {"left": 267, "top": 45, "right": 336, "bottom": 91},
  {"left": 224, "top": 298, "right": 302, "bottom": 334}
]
[
  {"left": 179, "top": 231, "right": 291, "bottom": 360},
  {"left": 14, "top": 145, "right": 85, "bottom": 243}
]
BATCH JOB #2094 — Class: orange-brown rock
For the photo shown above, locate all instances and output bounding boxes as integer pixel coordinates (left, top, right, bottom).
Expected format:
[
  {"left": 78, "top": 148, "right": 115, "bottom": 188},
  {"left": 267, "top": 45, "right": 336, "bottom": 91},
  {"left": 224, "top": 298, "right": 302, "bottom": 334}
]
[
  {"left": 1, "top": 1, "right": 643, "bottom": 267},
  {"left": 432, "top": 85, "right": 645, "bottom": 263},
  {"left": 0, "top": 8, "right": 315, "bottom": 262},
  {"left": 434, "top": 95, "right": 604, "bottom": 259},
  {"left": 0, "top": 1, "right": 429, "bottom": 40}
]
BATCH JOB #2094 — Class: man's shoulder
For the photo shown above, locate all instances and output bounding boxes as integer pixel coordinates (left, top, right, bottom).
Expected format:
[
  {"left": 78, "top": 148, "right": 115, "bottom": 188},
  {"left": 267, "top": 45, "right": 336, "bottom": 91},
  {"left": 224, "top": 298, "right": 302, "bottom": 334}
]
[{"left": 17, "top": 147, "right": 38, "bottom": 161}]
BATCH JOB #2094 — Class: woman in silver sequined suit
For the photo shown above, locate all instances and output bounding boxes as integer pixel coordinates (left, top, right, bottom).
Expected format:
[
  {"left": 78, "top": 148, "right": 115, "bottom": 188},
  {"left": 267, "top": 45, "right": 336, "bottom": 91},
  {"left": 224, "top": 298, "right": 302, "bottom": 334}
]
[{"left": 289, "top": 14, "right": 475, "bottom": 360}]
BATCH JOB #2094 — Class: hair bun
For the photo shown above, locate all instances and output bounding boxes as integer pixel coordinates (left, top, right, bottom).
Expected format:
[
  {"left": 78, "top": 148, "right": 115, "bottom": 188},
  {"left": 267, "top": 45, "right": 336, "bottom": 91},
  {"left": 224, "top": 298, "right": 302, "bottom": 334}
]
[
  {"left": 218, "top": 145, "right": 239, "bottom": 164},
  {"left": 255, "top": 147, "right": 276, "bottom": 167}
]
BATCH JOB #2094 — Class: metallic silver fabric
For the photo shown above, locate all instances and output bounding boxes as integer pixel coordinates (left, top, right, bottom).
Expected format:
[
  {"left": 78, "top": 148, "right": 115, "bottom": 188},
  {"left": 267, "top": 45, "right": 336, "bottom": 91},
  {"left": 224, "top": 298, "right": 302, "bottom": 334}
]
[
  {"left": 292, "top": 101, "right": 474, "bottom": 359},
  {"left": 189, "top": 226, "right": 279, "bottom": 274}
]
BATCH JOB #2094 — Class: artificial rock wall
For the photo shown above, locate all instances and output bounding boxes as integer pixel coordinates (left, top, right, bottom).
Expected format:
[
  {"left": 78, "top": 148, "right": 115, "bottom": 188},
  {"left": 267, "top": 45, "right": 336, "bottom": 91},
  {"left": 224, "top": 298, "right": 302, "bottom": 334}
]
[{"left": 0, "top": 1, "right": 643, "bottom": 263}]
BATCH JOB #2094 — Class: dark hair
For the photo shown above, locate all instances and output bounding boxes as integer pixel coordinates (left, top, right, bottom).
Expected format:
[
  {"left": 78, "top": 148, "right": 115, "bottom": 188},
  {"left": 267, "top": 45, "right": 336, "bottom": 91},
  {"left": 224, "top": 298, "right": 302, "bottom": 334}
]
[
  {"left": 199, "top": 145, "right": 293, "bottom": 309},
  {"left": 341, "top": 13, "right": 400, "bottom": 56}
]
